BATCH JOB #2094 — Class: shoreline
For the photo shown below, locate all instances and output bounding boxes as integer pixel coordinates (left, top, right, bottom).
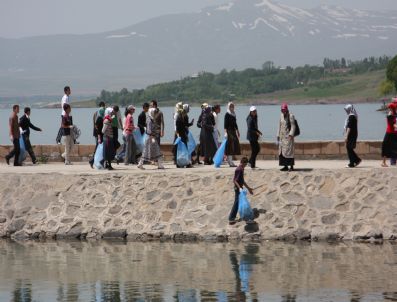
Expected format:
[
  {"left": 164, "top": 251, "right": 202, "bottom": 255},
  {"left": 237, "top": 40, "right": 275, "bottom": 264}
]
[{"left": 0, "top": 161, "right": 396, "bottom": 243}]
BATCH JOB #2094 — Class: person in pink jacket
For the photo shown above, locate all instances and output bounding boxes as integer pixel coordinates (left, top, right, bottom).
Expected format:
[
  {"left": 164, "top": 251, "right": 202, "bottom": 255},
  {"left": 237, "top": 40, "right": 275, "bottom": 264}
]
[{"left": 123, "top": 105, "right": 138, "bottom": 165}]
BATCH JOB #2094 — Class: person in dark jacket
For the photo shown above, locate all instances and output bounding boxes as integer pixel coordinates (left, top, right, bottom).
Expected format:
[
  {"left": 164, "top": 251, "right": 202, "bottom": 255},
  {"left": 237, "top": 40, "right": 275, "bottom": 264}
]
[
  {"left": 344, "top": 104, "right": 361, "bottom": 168},
  {"left": 246, "top": 106, "right": 262, "bottom": 169},
  {"left": 224, "top": 102, "right": 241, "bottom": 167},
  {"left": 138, "top": 103, "right": 149, "bottom": 135},
  {"left": 194, "top": 103, "right": 208, "bottom": 165},
  {"left": 200, "top": 106, "right": 217, "bottom": 165},
  {"left": 19, "top": 107, "right": 42, "bottom": 164}
]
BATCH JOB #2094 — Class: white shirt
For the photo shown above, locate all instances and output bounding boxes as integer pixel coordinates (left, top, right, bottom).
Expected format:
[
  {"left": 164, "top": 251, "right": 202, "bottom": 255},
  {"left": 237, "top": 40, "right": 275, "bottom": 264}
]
[{"left": 61, "top": 94, "right": 69, "bottom": 116}]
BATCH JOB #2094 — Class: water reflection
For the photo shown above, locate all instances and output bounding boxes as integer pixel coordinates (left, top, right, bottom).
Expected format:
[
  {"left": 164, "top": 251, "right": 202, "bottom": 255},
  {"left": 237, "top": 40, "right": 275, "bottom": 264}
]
[{"left": 1, "top": 240, "right": 397, "bottom": 301}]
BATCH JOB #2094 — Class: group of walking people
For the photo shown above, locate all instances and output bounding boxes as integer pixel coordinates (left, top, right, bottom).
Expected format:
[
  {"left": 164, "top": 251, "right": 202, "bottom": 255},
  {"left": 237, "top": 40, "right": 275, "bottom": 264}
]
[{"left": 4, "top": 85, "right": 397, "bottom": 171}]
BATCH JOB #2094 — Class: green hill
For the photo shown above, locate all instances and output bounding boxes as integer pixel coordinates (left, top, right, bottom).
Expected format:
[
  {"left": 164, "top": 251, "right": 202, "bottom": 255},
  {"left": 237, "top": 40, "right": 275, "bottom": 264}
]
[{"left": 90, "top": 56, "right": 390, "bottom": 106}]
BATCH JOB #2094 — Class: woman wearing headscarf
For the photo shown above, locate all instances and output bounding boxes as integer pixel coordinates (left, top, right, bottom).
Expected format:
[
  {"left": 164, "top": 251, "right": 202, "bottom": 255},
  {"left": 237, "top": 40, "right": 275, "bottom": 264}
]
[
  {"left": 381, "top": 103, "right": 397, "bottom": 167},
  {"left": 195, "top": 103, "right": 208, "bottom": 165},
  {"left": 123, "top": 105, "right": 138, "bottom": 165},
  {"left": 224, "top": 102, "right": 241, "bottom": 167},
  {"left": 246, "top": 106, "right": 262, "bottom": 169},
  {"left": 138, "top": 108, "right": 164, "bottom": 169},
  {"left": 344, "top": 104, "right": 361, "bottom": 168},
  {"left": 277, "top": 103, "right": 296, "bottom": 171},
  {"left": 200, "top": 106, "right": 217, "bottom": 165},
  {"left": 102, "top": 107, "right": 116, "bottom": 170}
]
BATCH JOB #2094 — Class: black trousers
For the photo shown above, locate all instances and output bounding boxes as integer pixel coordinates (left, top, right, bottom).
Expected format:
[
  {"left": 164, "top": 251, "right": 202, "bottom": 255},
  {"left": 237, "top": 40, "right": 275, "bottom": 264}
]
[
  {"left": 229, "top": 188, "right": 240, "bottom": 221},
  {"left": 249, "top": 140, "right": 260, "bottom": 168},
  {"left": 23, "top": 134, "right": 36, "bottom": 163},
  {"left": 6, "top": 138, "right": 21, "bottom": 166},
  {"left": 347, "top": 145, "right": 360, "bottom": 166}
]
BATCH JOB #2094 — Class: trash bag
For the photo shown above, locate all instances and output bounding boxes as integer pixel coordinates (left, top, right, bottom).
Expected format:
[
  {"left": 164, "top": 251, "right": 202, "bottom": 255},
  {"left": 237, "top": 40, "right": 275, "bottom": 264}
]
[
  {"left": 213, "top": 139, "right": 227, "bottom": 168},
  {"left": 94, "top": 143, "right": 104, "bottom": 169},
  {"left": 18, "top": 136, "right": 27, "bottom": 164},
  {"left": 133, "top": 129, "right": 145, "bottom": 154},
  {"left": 174, "top": 137, "right": 190, "bottom": 167},
  {"left": 187, "top": 131, "right": 197, "bottom": 156},
  {"left": 238, "top": 189, "right": 254, "bottom": 221}
]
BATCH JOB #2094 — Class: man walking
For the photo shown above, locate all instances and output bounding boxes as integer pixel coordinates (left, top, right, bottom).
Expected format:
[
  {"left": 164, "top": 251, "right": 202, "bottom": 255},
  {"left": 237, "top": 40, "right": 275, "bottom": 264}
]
[
  {"left": 19, "top": 107, "right": 42, "bottom": 164},
  {"left": 56, "top": 86, "right": 71, "bottom": 144},
  {"left": 150, "top": 100, "right": 165, "bottom": 144},
  {"left": 5, "top": 105, "right": 21, "bottom": 166}
]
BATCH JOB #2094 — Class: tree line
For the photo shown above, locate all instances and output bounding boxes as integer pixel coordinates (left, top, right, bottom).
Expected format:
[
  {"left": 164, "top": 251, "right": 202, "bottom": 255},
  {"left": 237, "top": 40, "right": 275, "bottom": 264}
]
[{"left": 95, "top": 56, "right": 391, "bottom": 106}]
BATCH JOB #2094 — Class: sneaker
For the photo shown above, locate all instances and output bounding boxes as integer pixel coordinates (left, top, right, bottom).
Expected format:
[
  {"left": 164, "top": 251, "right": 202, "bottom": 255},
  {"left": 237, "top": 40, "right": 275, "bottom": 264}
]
[
  {"left": 280, "top": 166, "right": 288, "bottom": 171},
  {"left": 228, "top": 220, "right": 237, "bottom": 225},
  {"left": 5, "top": 157, "right": 10, "bottom": 165},
  {"left": 345, "top": 164, "right": 354, "bottom": 168},
  {"left": 89, "top": 162, "right": 94, "bottom": 169},
  {"left": 137, "top": 165, "right": 145, "bottom": 170},
  {"left": 355, "top": 159, "right": 362, "bottom": 167},
  {"left": 158, "top": 165, "right": 165, "bottom": 170},
  {"left": 65, "top": 161, "right": 73, "bottom": 165}
]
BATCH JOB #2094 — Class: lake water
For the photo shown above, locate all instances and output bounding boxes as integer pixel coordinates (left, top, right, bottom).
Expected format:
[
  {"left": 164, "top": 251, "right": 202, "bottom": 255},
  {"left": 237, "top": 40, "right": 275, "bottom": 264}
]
[
  {"left": 0, "top": 240, "right": 397, "bottom": 302},
  {"left": 0, "top": 103, "right": 386, "bottom": 145}
]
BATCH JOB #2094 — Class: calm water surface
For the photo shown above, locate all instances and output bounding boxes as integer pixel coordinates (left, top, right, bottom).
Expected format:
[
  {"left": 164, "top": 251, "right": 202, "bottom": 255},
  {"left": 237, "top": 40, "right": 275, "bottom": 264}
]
[
  {"left": 0, "top": 104, "right": 386, "bottom": 145},
  {"left": 0, "top": 240, "right": 397, "bottom": 301}
]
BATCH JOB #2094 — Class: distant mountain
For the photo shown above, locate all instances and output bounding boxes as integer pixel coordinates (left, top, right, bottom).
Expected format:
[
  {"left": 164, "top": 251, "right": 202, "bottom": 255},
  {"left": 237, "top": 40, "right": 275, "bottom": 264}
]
[{"left": 0, "top": 0, "right": 396, "bottom": 98}]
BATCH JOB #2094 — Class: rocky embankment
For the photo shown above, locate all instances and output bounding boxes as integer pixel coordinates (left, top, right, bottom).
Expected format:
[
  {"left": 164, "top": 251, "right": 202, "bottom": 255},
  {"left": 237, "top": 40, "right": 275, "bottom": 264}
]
[{"left": 0, "top": 168, "right": 396, "bottom": 242}]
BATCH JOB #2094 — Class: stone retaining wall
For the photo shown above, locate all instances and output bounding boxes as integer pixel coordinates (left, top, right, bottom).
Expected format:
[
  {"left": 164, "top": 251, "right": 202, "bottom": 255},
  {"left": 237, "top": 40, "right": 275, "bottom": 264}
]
[
  {"left": 0, "top": 141, "right": 382, "bottom": 162},
  {"left": 0, "top": 168, "right": 396, "bottom": 242}
]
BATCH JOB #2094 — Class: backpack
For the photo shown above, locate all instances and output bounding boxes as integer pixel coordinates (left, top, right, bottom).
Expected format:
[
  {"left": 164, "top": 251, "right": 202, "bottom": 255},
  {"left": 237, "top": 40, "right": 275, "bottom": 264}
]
[
  {"left": 294, "top": 119, "right": 301, "bottom": 137},
  {"left": 288, "top": 114, "right": 300, "bottom": 137}
]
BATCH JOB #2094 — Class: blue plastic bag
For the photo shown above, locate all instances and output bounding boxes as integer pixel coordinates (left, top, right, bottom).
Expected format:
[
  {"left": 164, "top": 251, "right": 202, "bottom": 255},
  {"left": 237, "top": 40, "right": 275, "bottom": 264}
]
[
  {"left": 94, "top": 143, "right": 104, "bottom": 169},
  {"left": 133, "top": 129, "right": 145, "bottom": 154},
  {"left": 239, "top": 258, "right": 253, "bottom": 293},
  {"left": 187, "top": 131, "right": 196, "bottom": 156},
  {"left": 238, "top": 189, "right": 254, "bottom": 221},
  {"left": 174, "top": 137, "right": 190, "bottom": 167},
  {"left": 18, "top": 136, "right": 27, "bottom": 164},
  {"left": 213, "top": 139, "right": 227, "bottom": 168}
]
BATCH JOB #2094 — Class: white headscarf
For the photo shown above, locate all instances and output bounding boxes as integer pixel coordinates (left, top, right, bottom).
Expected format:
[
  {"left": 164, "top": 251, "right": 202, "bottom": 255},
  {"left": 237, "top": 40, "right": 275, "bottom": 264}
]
[
  {"left": 148, "top": 107, "right": 156, "bottom": 120},
  {"left": 105, "top": 107, "right": 113, "bottom": 116},
  {"left": 344, "top": 104, "right": 358, "bottom": 130},
  {"left": 227, "top": 102, "right": 236, "bottom": 117}
]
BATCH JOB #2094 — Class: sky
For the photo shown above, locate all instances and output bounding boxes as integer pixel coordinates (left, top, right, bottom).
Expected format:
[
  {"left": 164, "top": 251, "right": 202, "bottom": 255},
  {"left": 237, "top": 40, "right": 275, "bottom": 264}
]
[{"left": 1, "top": 0, "right": 397, "bottom": 38}]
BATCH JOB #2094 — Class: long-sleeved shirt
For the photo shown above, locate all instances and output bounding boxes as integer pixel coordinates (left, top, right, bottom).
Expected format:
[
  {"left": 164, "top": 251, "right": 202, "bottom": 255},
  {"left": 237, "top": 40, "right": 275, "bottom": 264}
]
[
  {"left": 123, "top": 113, "right": 137, "bottom": 135},
  {"left": 61, "top": 114, "right": 73, "bottom": 136},
  {"left": 102, "top": 117, "right": 114, "bottom": 138},
  {"left": 9, "top": 113, "right": 20, "bottom": 139},
  {"left": 224, "top": 112, "right": 238, "bottom": 132},
  {"left": 19, "top": 114, "right": 40, "bottom": 137},
  {"left": 61, "top": 94, "right": 69, "bottom": 116},
  {"left": 246, "top": 115, "right": 259, "bottom": 141},
  {"left": 138, "top": 111, "right": 147, "bottom": 135}
]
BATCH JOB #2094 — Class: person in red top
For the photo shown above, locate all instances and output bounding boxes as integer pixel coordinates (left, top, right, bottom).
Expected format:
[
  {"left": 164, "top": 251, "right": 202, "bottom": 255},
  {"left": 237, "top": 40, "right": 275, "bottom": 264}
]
[
  {"left": 382, "top": 103, "right": 397, "bottom": 167},
  {"left": 123, "top": 105, "right": 138, "bottom": 165},
  {"left": 229, "top": 157, "right": 254, "bottom": 225}
]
